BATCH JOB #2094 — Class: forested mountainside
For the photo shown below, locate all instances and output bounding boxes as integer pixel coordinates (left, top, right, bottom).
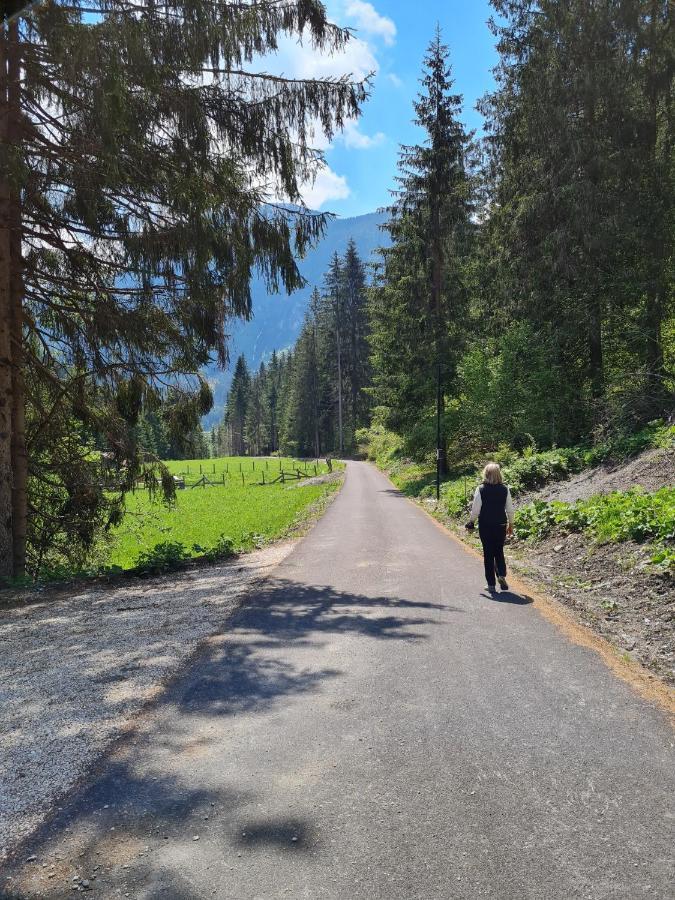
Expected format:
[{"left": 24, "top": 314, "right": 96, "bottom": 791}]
[{"left": 203, "top": 211, "right": 389, "bottom": 427}]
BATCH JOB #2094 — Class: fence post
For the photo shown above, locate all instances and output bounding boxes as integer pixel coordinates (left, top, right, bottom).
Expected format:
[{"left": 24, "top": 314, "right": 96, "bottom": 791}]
[
  {"left": 222, "top": 473, "right": 225, "bottom": 485},
  {"left": 213, "top": 464, "right": 216, "bottom": 474},
  {"left": 314, "top": 464, "right": 317, "bottom": 476},
  {"left": 281, "top": 472, "right": 285, "bottom": 484},
  {"left": 200, "top": 464, "right": 202, "bottom": 474},
  {"left": 262, "top": 471, "right": 265, "bottom": 485},
  {"left": 253, "top": 460, "right": 255, "bottom": 471},
  {"left": 241, "top": 471, "right": 245, "bottom": 487}
]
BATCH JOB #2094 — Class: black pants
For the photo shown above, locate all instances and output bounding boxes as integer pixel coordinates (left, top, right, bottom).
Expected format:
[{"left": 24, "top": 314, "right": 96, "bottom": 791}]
[{"left": 478, "top": 523, "right": 507, "bottom": 586}]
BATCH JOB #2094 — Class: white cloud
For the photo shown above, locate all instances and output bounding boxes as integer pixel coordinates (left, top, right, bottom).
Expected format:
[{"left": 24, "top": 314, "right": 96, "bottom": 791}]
[
  {"left": 301, "top": 166, "right": 351, "bottom": 209},
  {"left": 273, "top": 28, "right": 378, "bottom": 82},
  {"left": 387, "top": 72, "right": 403, "bottom": 88},
  {"left": 345, "top": 1, "right": 397, "bottom": 46},
  {"left": 340, "top": 120, "right": 386, "bottom": 149}
]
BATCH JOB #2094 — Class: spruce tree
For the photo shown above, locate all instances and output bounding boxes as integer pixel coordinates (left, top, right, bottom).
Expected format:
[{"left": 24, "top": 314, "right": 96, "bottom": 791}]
[
  {"left": 0, "top": 0, "right": 369, "bottom": 577},
  {"left": 245, "top": 363, "right": 267, "bottom": 457},
  {"left": 369, "top": 28, "right": 473, "bottom": 455},
  {"left": 342, "top": 239, "right": 371, "bottom": 431},
  {"left": 225, "top": 355, "right": 251, "bottom": 456},
  {"left": 282, "top": 288, "right": 324, "bottom": 457},
  {"left": 266, "top": 350, "right": 282, "bottom": 454},
  {"left": 324, "top": 253, "right": 346, "bottom": 454}
]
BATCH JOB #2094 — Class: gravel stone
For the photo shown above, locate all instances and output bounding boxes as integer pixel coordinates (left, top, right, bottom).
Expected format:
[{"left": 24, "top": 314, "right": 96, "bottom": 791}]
[{"left": 0, "top": 543, "right": 294, "bottom": 864}]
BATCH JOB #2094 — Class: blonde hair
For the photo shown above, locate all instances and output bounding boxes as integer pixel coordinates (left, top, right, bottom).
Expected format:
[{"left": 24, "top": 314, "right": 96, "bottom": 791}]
[{"left": 482, "top": 462, "right": 503, "bottom": 485}]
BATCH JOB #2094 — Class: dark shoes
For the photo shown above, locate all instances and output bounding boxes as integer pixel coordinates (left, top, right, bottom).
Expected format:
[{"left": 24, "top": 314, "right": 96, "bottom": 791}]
[{"left": 487, "top": 578, "right": 509, "bottom": 593}]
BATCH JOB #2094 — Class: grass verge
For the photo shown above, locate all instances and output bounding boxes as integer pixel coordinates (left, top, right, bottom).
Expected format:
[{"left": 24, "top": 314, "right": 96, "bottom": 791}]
[{"left": 106, "top": 457, "right": 343, "bottom": 573}]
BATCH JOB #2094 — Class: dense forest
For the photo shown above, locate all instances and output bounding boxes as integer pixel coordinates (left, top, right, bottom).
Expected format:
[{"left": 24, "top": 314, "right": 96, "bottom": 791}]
[
  {"left": 217, "top": 240, "right": 371, "bottom": 458},
  {"left": 229, "top": 2, "right": 673, "bottom": 468},
  {"left": 1, "top": 0, "right": 672, "bottom": 579}
]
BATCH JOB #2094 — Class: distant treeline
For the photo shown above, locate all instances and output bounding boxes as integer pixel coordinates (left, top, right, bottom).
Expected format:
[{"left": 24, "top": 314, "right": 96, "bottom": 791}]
[{"left": 215, "top": 240, "right": 371, "bottom": 458}]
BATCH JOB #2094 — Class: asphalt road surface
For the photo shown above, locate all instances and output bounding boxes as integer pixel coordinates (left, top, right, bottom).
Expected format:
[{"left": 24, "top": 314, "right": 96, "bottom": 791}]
[{"left": 3, "top": 462, "right": 674, "bottom": 900}]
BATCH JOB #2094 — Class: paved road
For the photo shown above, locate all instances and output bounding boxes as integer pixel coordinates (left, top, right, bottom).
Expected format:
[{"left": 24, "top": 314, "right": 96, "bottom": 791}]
[{"left": 3, "top": 462, "right": 673, "bottom": 900}]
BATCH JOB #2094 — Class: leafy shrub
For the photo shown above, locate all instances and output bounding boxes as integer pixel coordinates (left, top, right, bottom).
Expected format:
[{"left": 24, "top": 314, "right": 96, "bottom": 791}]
[
  {"left": 515, "top": 488, "right": 675, "bottom": 550},
  {"left": 651, "top": 546, "right": 675, "bottom": 574},
  {"left": 134, "top": 541, "right": 191, "bottom": 574},
  {"left": 514, "top": 500, "right": 563, "bottom": 541},
  {"left": 585, "top": 420, "right": 675, "bottom": 465},
  {"left": 502, "top": 448, "right": 587, "bottom": 496},
  {"left": 202, "top": 534, "right": 236, "bottom": 562},
  {"left": 581, "top": 488, "right": 675, "bottom": 544},
  {"left": 356, "top": 416, "right": 404, "bottom": 466}
]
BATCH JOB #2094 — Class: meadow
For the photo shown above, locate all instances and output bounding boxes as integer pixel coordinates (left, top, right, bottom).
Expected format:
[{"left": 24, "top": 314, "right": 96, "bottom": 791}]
[{"left": 106, "top": 456, "right": 340, "bottom": 571}]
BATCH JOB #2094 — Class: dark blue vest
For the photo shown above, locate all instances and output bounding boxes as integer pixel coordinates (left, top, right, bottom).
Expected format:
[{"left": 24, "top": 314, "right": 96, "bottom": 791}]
[{"left": 479, "top": 483, "right": 508, "bottom": 527}]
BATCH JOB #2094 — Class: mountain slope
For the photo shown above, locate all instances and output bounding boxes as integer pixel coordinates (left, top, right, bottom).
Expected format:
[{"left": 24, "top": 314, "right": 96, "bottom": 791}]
[{"left": 203, "top": 210, "right": 389, "bottom": 426}]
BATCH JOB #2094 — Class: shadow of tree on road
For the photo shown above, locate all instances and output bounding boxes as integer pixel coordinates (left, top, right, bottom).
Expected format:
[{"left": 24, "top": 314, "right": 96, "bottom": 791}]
[
  {"left": 1, "top": 578, "right": 452, "bottom": 899},
  {"left": 233, "top": 817, "right": 318, "bottom": 850},
  {"left": 175, "top": 577, "right": 449, "bottom": 717}
]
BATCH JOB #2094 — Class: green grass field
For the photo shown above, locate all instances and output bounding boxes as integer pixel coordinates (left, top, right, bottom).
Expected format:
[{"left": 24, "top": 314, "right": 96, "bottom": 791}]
[{"left": 106, "top": 456, "right": 341, "bottom": 570}]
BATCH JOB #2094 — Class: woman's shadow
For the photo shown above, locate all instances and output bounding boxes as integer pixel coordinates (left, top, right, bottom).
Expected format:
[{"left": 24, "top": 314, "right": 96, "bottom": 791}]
[{"left": 481, "top": 589, "right": 533, "bottom": 605}]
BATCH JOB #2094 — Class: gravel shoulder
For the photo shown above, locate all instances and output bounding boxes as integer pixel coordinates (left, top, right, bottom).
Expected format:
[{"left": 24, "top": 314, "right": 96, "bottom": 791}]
[
  {"left": 0, "top": 542, "right": 295, "bottom": 866},
  {"left": 509, "top": 535, "right": 674, "bottom": 685}
]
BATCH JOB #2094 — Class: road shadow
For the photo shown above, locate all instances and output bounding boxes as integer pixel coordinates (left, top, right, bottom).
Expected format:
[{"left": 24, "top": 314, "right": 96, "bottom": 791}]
[
  {"left": 481, "top": 589, "right": 533, "bottom": 605},
  {"left": 175, "top": 577, "right": 448, "bottom": 717},
  {"left": 377, "top": 487, "right": 405, "bottom": 497},
  {"left": 234, "top": 817, "right": 317, "bottom": 850},
  {"left": 0, "top": 578, "right": 451, "bottom": 898},
  {"left": 0, "top": 760, "right": 242, "bottom": 900}
]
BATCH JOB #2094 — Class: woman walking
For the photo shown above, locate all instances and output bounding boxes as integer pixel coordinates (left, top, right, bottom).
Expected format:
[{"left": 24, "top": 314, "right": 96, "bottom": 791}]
[{"left": 465, "top": 463, "right": 515, "bottom": 592}]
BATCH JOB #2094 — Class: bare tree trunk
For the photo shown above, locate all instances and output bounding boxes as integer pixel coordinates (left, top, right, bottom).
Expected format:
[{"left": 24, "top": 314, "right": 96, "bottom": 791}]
[
  {"left": 336, "top": 325, "right": 343, "bottom": 455},
  {"left": 0, "top": 31, "right": 14, "bottom": 579},
  {"left": 431, "top": 149, "right": 447, "bottom": 478},
  {"left": 8, "top": 20, "right": 26, "bottom": 575},
  {"left": 588, "top": 294, "right": 604, "bottom": 402},
  {"left": 644, "top": 0, "right": 667, "bottom": 408}
]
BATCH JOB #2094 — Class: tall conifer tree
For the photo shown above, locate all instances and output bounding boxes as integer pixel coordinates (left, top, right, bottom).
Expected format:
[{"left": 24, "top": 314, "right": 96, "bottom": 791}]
[{"left": 369, "top": 28, "right": 473, "bottom": 454}]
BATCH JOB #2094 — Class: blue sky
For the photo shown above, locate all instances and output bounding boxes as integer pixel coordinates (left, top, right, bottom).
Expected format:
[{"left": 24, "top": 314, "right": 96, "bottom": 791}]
[{"left": 277, "top": 0, "right": 499, "bottom": 218}]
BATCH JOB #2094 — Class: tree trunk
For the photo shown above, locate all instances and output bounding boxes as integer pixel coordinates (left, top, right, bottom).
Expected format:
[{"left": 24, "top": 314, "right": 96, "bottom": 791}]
[
  {"left": 588, "top": 294, "right": 604, "bottom": 402},
  {"left": 0, "top": 31, "right": 14, "bottom": 579},
  {"left": 8, "top": 20, "right": 26, "bottom": 576},
  {"left": 336, "top": 315, "right": 344, "bottom": 456},
  {"left": 431, "top": 146, "right": 447, "bottom": 477},
  {"left": 643, "top": 0, "right": 666, "bottom": 408},
  {"left": 645, "top": 284, "right": 665, "bottom": 403}
]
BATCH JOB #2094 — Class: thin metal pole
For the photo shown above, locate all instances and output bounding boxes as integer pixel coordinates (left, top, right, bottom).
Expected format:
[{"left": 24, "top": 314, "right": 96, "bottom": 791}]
[{"left": 436, "top": 360, "right": 441, "bottom": 502}]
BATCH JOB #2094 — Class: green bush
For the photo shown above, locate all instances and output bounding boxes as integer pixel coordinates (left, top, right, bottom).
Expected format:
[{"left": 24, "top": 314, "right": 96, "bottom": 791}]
[
  {"left": 514, "top": 488, "right": 675, "bottom": 550},
  {"left": 202, "top": 534, "right": 236, "bottom": 562},
  {"left": 514, "top": 500, "right": 566, "bottom": 541},
  {"left": 502, "top": 448, "right": 587, "bottom": 496},
  {"left": 585, "top": 420, "right": 675, "bottom": 465},
  {"left": 134, "top": 541, "right": 191, "bottom": 574},
  {"left": 651, "top": 546, "right": 675, "bottom": 575}
]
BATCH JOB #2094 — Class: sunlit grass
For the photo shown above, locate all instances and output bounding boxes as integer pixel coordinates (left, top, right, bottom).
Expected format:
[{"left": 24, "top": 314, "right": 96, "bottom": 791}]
[{"left": 106, "top": 456, "right": 341, "bottom": 570}]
